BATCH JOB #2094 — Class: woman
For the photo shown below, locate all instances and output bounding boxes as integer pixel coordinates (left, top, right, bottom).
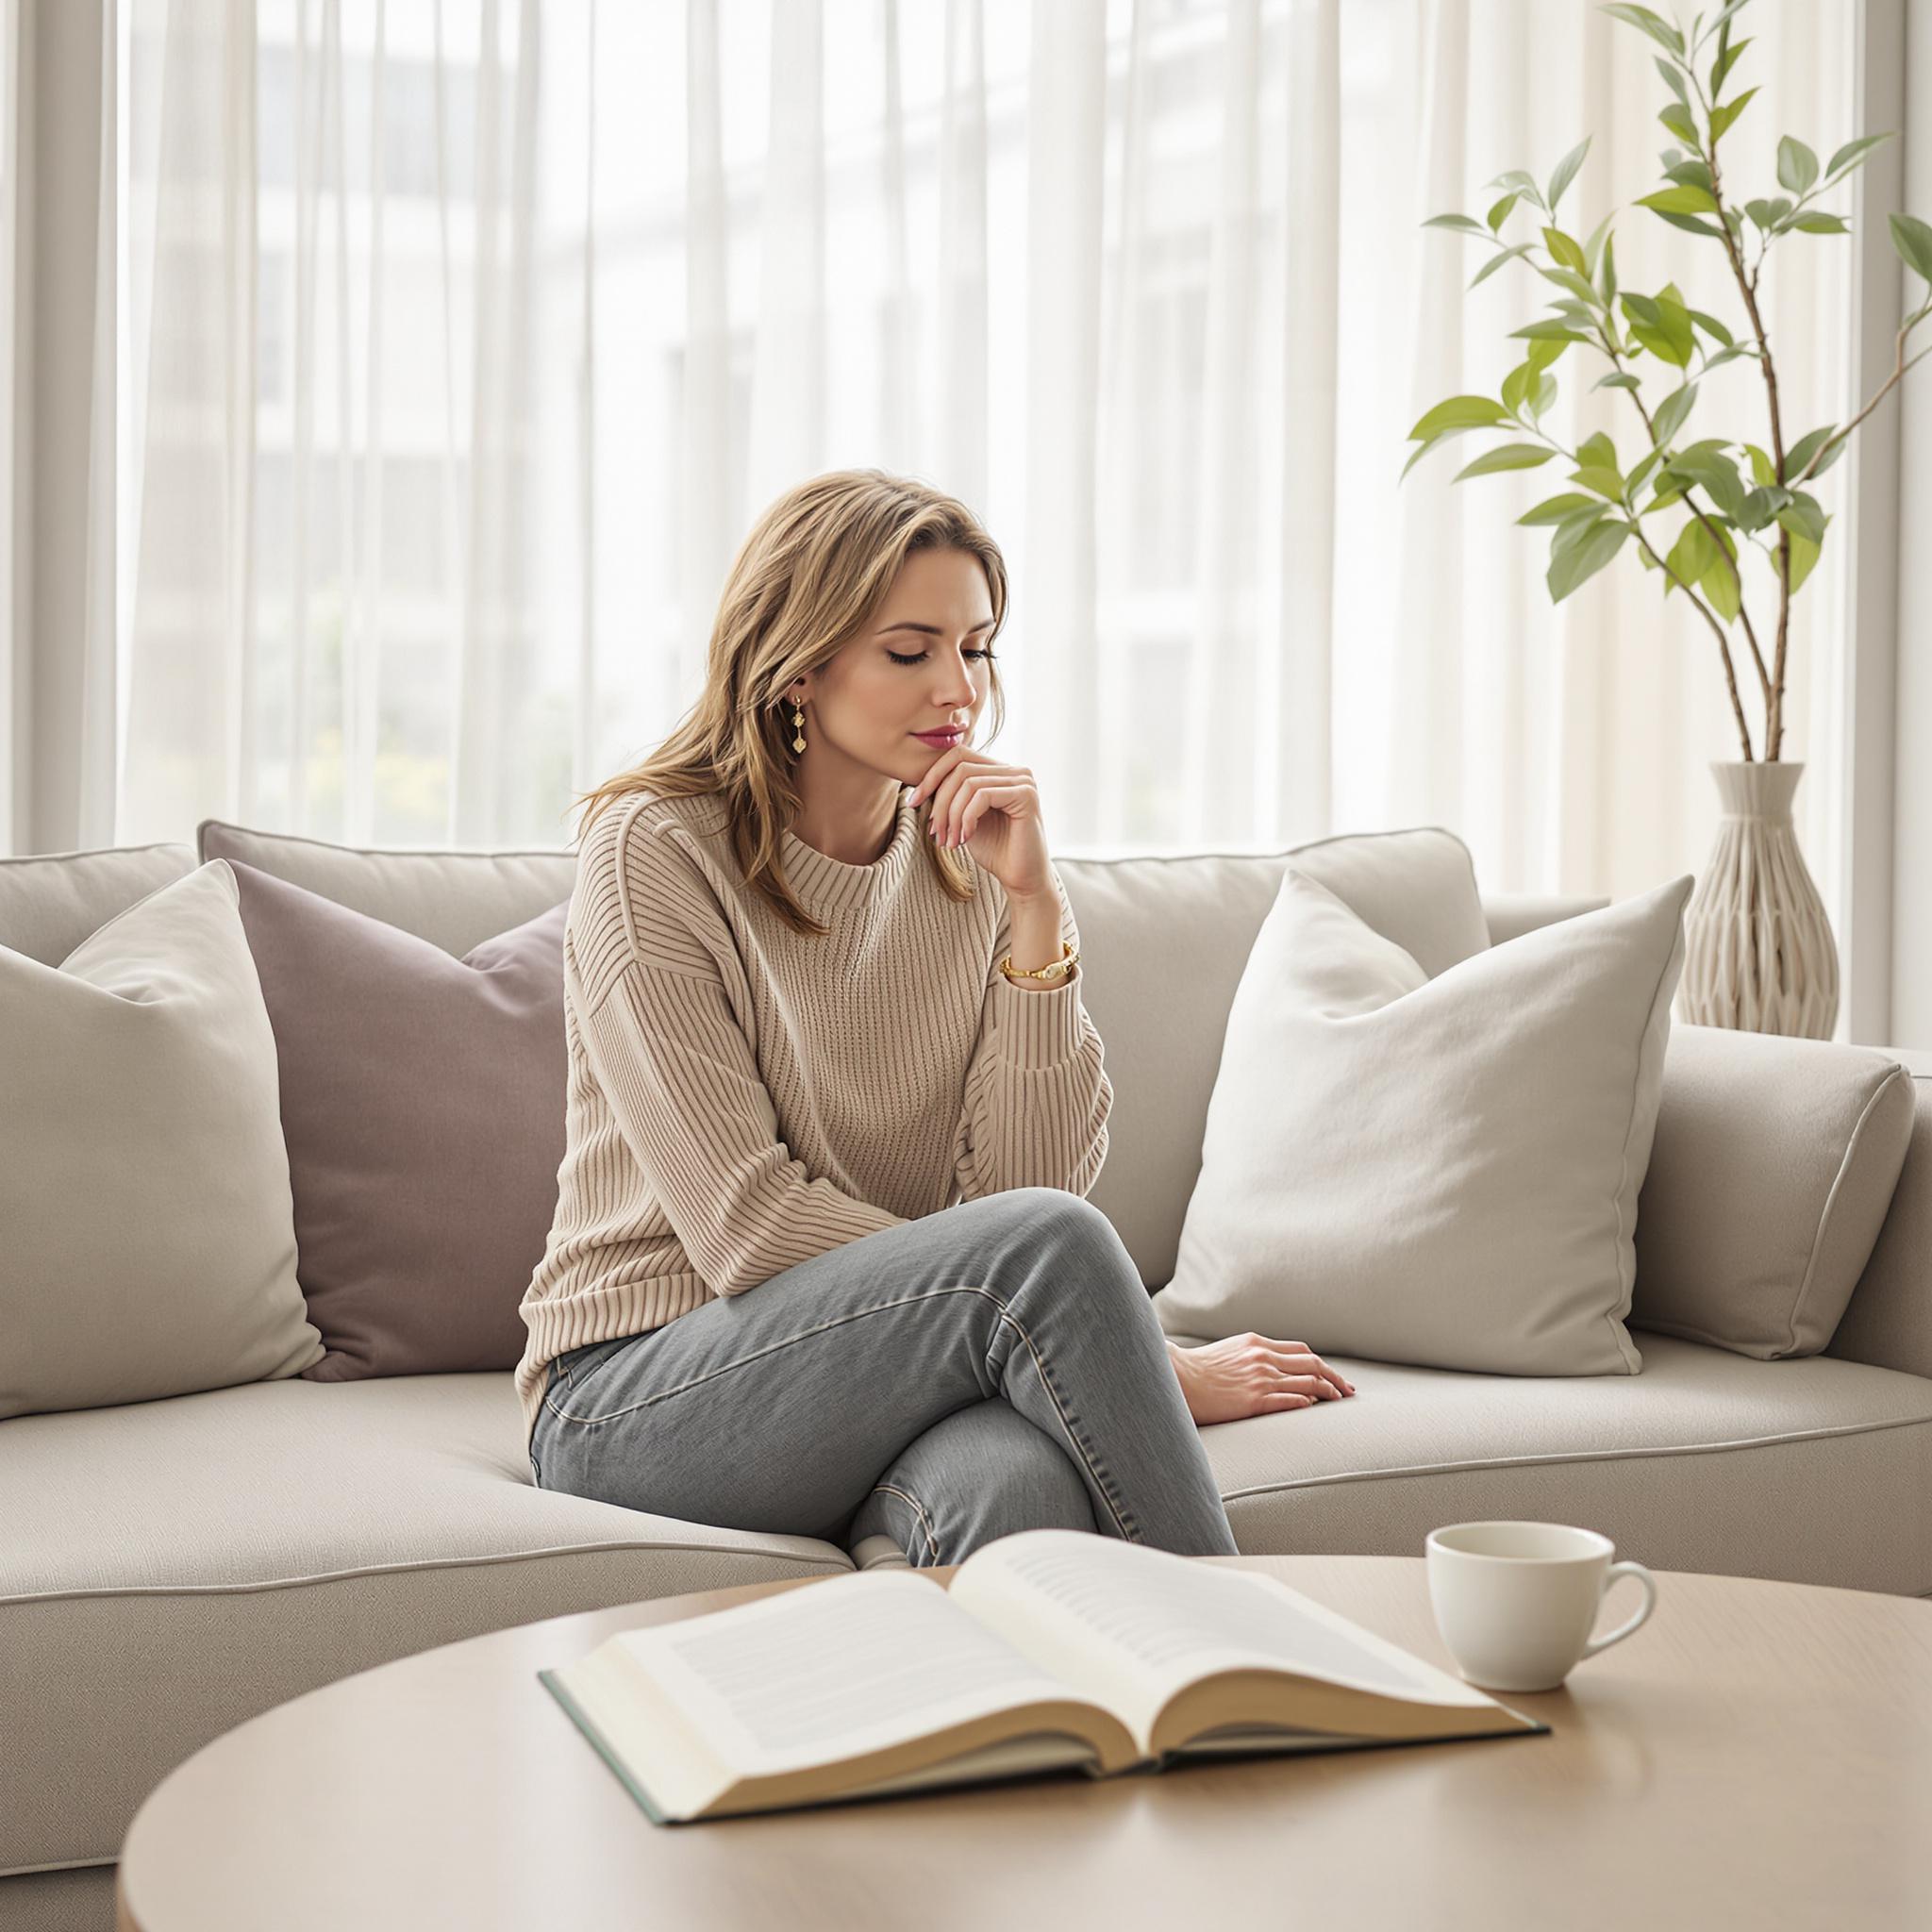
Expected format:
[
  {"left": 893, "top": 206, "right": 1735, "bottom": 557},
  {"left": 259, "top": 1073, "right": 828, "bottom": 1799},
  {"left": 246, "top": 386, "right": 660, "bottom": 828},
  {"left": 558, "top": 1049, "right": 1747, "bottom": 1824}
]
[{"left": 518, "top": 469, "right": 1354, "bottom": 1567}]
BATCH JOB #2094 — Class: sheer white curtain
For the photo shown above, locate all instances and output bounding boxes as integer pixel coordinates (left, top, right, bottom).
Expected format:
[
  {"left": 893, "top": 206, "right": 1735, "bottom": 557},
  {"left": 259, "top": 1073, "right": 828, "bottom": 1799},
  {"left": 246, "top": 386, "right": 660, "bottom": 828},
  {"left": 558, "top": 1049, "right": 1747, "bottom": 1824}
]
[{"left": 82, "top": 0, "right": 1858, "bottom": 921}]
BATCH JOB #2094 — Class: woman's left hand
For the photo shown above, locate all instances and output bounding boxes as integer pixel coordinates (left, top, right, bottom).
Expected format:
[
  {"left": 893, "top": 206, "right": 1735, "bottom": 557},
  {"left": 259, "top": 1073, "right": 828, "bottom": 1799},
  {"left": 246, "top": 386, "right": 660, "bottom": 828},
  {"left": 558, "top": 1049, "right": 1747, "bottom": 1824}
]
[
  {"left": 1170, "top": 1332, "right": 1357, "bottom": 1426},
  {"left": 908, "top": 747, "right": 1056, "bottom": 901}
]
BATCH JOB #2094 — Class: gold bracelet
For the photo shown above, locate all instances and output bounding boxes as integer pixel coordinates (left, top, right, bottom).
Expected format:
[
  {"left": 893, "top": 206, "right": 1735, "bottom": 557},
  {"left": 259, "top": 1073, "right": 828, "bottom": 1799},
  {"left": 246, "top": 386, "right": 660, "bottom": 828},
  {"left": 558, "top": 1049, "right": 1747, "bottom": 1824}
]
[{"left": 999, "top": 941, "right": 1079, "bottom": 987}]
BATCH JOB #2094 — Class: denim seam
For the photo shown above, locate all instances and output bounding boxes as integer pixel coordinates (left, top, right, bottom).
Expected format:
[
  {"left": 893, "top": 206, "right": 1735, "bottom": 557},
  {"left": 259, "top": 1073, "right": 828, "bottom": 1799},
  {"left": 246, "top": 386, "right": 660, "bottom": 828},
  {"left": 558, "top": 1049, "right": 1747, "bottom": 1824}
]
[
  {"left": 868, "top": 1481, "right": 942, "bottom": 1564},
  {"left": 535, "top": 1282, "right": 1139, "bottom": 1541}
]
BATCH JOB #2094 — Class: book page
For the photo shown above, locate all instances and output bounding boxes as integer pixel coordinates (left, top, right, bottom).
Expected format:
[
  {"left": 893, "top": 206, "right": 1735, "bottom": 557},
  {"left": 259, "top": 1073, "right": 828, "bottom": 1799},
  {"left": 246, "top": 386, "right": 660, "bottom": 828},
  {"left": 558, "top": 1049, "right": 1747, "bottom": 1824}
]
[
  {"left": 949, "top": 1530, "right": 1499, "bottom": 1752},
  {"left": 615, "top": 1570, "right": 1102, "bottom": 1775}
]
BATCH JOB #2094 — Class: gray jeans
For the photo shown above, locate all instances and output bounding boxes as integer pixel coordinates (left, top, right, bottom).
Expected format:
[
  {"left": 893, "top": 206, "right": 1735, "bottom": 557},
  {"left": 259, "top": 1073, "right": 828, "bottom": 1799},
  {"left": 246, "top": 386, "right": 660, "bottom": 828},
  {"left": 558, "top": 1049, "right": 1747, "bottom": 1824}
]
[{"left": 528, "top": 1188, "right": 1240, "bottom": 1566}]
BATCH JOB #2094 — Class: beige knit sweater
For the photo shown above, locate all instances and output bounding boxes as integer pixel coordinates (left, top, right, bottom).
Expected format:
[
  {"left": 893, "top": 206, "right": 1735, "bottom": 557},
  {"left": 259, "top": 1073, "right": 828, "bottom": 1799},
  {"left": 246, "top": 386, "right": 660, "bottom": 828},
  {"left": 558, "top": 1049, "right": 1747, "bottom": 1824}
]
[{"left": 513, "top": 786, "right": 1112, "bottom": 1449}]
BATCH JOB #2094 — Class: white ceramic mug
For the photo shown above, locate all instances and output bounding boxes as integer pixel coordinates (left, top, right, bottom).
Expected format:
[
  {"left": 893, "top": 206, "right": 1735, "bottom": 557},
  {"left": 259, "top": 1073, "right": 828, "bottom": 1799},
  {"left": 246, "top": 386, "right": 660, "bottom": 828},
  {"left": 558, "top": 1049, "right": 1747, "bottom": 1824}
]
[{"left": 1424, "top": 1521, "right": 1657, "bottom": 1692}]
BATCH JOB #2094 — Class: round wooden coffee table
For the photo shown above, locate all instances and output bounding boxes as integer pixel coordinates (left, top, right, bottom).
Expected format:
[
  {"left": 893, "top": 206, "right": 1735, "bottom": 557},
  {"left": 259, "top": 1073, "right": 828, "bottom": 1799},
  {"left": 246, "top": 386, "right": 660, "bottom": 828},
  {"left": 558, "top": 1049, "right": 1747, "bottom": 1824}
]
[{"left": 117, "top": 1555, "right": 1932, "bottom": 1931}]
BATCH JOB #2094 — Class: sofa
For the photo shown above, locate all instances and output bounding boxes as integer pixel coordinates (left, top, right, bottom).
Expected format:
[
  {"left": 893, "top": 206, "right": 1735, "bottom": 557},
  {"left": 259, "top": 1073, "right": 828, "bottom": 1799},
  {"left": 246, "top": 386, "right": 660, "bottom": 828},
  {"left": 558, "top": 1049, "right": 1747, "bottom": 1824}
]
[{"left": 5, "top": 822, "right": 1930, "bottom": 1932}]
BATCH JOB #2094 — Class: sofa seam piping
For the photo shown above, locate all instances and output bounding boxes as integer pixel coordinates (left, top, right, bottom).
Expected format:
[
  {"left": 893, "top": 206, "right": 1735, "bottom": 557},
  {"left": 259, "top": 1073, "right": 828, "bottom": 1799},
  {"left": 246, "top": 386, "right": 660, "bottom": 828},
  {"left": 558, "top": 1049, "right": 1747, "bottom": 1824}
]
[
  {"left": 1786, "top": 1063, "right": 1912, "bottom": 1356},
  {"left": 1216, "top": 1407, "right": 1932, "bottom": 1501}
]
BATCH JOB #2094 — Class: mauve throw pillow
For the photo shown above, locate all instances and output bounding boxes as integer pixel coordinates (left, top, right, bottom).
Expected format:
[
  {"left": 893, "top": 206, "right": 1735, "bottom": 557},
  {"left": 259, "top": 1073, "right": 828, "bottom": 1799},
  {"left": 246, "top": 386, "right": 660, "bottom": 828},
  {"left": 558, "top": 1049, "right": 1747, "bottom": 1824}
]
[{"left": 223, "top": 859, "right": 569, "bottom": 1378}]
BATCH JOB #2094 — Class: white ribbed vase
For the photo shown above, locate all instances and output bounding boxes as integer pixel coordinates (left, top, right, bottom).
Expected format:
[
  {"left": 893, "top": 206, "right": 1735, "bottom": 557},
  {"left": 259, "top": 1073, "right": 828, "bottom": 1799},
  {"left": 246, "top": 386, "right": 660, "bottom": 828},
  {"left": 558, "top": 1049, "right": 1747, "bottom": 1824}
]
[{"left": 1677, "top": 760, "right": 1839, "bottom": 1039}]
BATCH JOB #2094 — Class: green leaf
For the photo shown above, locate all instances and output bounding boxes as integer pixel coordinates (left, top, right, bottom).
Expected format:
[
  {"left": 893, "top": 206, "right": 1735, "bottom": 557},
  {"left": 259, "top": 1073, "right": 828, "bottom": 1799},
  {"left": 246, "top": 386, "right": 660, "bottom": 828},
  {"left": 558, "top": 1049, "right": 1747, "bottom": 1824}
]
[
  {"left": 1734, "top": 485, "right": 1788, "bottom": 532},
  {"left": 1543, "top": 225, "right": 1589, "bottom": 274},
  {"left": 1486, "top": 168, "right": 1547, "bottom": 210},
  {"left": 1743, "top": 442, "right": 1777, "bottom": 486},
  {"left": 1399, "top": 425, "right": 1483, "bottom": 481},
  {"left": 1651, "top": 209, "right": 1727, "bottom": 240},
  {"left": 1621, "top": 290, "right": 1694, "bottom": 367},
  {"left": 1552, "top": 503, "right": 1614, "bottom": 556},
  {"left": 1572, "top": 465, "right": 1628, "bottom": 502},
  {"left": 1545, "top": 138, "right": 1591, "bottom": 212},
  {"left": 1625, "top": 445, "right": 1671, "bottom": 497},
  {"left": 1657, "top": 56, "right": 1690, "bottom": 104},
  {"left": 1776, "top": 494, "right": 1826, "bottom": 544},
  {"left": 1424, "top": 213, "right": 1492, "bottom": 236},
  {"left": 1786, "top": 524, "right": 1824, "bottom": 593},
  {"left": 1824, "top": 133, "right": 1893, "bottom": 182},
  {"left": 1518, "top": 491, "right": 1603, "bottom": 525},
  {"left": 1507, "top": 319, "right": 1591, "bottom": 345},
  {"left": 1656, "top": 289, "right": 1697, "bottom": 362},
  {"left": 1638, "top": 184, "right": 1721, "bottom": 217},
  {"left": 1577, "top": 429, "right": 1620, "bottom": 473},
  {"left": 1470, "top": 243, "right": 1534, "bottom": 290},
  {"left": 1538, "top": 264, "right": 1605, "bottom": 306},
  {"left": 1776, "top": 136, "right": 1819, "bottom": 195},
  {"left": 1408, "top": 395, "right": 1509, "bottom": 441},
  {"left": 1501, "top": 361, "right": 1534, "bottom": 416},
  {"left": 1524, "top": 333, "right": 1569, "bottom": 377},
  {"left": 1710, "top": 86, "right": 1758, "bottom": 142},
  {"left": 1594, "top": 371, "right": 1643, "bottom": 391},
  {"left": 1598, "top": 229, "right": 1619, "bottom": 304},
  {"left": 1659, "top": 101, "right": 1698, "bottom": 145},
  {"left": 1548, "top": 519, "right": 1633, "bottom": 602},
  {"left": 1703, "top": 547, "right": 1742, "bottom": 621},
  {"left": 1710, "top": 34, "right": 1751, "bottom": 95},
  {"left": 1663, "top": 516, "right": 1722, "bottom": 596},
  {"left": 1454, "top": 442, "right": 1559, "bottom": 481},
  {"left": 1582, "top": 211, "right": 1617, "bottom": 278},
  {"left": 1532, "top": 372, "right": 1558, "bottom": 420},
  {"left": 1688, "top": 308, "right": 1734, "bottom": 347},
  {"left": 1890, "top": 212, "right": 1932, "bottom": 286},
  {"left": 1487, "top": 192, "right": 1521, "bottom": 233},
  {"left": 1745, "top": 196, "right": 1793, "bottom": 231},
  {"left": 1663, "top": 158, "right": 1716, "bottom": 192},
  {"left": 1783, "top": 425, "right": 1836, "bottom": 479},
  {"left": 1700, "top": 0, "right": 1754, "bottom": 45},
  {"left": 1602, "top": 4, "right": 1685, "bottom": 56},
  {"left": 1668, "top": 447, "right": 1748, "bottom": 518},
  {"left": 1807, "top": 436, "right": 1849, "bottom": 481},
  {"left": 1700, "top": 343, "right": 1760, "bottom": 372},
  {"left": 1652, "top": 383, "right": 1698, "bottom": 445},
  {"left": 1790, "top": 212, "right": 1849, "bottom": 235}
]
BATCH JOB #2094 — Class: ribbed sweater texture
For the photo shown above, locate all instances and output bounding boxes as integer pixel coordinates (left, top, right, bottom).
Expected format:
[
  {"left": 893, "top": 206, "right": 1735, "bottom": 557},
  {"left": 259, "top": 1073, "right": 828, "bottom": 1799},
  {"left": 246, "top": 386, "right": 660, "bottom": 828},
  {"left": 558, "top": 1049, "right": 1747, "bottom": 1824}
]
[{"left": 514, "top": 787, "right": 1113, "bottom": 1450}]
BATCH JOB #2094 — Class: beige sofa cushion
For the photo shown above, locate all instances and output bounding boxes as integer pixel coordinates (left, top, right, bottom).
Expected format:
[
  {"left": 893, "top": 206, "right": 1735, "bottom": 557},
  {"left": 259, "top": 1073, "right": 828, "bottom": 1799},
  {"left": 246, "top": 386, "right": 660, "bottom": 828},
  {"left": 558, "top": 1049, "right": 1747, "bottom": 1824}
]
[
  {"left": 7, "top": 1338, "right": 1928, "bottom": 1875},
  {"left": 1633, "top": 1024, "right": 1915, "bottom": 1357},
  {"left": 1152, "top": 868, "right": 1694, "bottom": 1375},
  {"left": 0, "top": 841, "right": 195, "bottom": 963},
  {"left": 199, "top": 819, "right": 575, "bottom": 957},
  {"left": 1061, "top": 826, "right": 1498, "bottom": 1289},
  {"left": 0, "top": 860, "right": 323, "bottom": 1421}
]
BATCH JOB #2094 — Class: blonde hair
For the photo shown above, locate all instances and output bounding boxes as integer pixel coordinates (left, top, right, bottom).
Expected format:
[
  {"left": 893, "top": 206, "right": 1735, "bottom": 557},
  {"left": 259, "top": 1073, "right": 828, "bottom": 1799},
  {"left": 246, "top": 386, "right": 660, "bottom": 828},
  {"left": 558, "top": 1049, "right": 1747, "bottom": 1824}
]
[{"left": 567, "top": 469, "right": 1010, "bottom": 938}]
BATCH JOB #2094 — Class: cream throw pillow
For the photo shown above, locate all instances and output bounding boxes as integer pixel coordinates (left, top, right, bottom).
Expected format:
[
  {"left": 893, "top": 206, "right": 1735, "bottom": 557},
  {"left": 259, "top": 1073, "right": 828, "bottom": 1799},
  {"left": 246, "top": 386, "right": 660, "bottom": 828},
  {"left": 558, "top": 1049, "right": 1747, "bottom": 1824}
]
[
  {"left": 0, "top": 860, "right": 322, "bottom": 1420},
  {"left": 1151, "top": 867, "right": 1695, "bottom": 1376}
]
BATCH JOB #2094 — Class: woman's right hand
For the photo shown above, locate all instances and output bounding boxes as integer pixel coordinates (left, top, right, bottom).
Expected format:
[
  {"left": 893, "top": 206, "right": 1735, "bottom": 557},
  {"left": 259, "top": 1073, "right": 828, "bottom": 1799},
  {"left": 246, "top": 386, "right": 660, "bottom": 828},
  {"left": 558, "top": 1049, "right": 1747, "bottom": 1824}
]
[{"left": 1171, "top": 1332, "right": 1357, "bottom": 1426}]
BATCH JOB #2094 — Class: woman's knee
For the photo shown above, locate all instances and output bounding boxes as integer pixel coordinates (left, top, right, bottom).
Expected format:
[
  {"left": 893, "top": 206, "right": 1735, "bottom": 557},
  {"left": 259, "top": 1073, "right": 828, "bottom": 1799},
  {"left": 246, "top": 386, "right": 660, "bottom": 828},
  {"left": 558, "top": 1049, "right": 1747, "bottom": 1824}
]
[
  {"left": 853, "top": 1399, "right": 1098, "bottom": 1565},
  {"left": 967, "top": 1189, "right": 1141, "bottom": 1290}
]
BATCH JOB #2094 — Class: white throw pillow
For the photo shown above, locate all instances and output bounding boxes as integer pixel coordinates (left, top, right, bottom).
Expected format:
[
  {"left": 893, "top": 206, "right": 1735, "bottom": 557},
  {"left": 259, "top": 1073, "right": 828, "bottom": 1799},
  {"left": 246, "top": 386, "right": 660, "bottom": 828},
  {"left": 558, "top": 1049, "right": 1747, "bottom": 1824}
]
[
  {"left": 1150, "top": 866, "right": 1695, "bottom": 1377},
  {"left": 0, "top": 860, "right": 323, "bottom": 1420}
]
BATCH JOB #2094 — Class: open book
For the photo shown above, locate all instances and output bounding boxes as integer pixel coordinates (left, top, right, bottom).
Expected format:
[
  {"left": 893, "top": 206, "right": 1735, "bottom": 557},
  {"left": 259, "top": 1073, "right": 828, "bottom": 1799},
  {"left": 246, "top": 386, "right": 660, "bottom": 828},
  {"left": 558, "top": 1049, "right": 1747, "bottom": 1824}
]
[{"left": 537, "top": 1528, "right": 1550, "bottom": 1824}]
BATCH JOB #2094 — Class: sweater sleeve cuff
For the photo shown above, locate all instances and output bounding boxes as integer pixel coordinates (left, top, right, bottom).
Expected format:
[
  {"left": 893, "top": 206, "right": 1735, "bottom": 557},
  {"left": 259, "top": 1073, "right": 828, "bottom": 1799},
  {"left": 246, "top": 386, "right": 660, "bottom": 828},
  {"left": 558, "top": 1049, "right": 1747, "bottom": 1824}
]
[{"left": 990, "top": 964, "right": 1087, "bottom": 1068}]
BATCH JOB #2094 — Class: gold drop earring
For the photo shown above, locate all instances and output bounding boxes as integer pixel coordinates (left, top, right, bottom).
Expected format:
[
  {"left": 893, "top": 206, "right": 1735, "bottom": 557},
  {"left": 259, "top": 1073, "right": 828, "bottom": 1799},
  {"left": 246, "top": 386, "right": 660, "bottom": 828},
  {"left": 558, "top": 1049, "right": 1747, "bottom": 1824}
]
[{"left": 790, "top": 697, "right": 806, "bottom": 755}]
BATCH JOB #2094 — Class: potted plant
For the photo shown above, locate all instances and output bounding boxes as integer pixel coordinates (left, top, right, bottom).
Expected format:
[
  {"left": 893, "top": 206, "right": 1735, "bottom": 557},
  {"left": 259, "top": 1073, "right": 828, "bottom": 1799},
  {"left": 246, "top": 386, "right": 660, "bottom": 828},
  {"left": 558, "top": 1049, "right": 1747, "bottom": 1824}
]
[{"left": 1403, "top": 0, "right": 1931, "bottom": 1040}]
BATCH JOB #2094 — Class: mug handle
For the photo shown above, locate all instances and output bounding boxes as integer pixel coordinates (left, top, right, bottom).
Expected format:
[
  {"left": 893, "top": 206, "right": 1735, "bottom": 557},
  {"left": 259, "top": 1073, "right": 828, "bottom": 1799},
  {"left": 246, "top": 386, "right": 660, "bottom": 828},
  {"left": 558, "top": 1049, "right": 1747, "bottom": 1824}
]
[{"left": 1578, "top": 1559, "right": 1657, "bottom": 1659}]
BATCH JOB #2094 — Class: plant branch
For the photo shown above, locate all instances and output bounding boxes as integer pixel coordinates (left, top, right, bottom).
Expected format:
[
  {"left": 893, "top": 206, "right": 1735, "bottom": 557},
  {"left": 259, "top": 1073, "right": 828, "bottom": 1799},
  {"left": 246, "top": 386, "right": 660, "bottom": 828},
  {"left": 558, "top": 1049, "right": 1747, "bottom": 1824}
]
[
  {"left": 1592, "top": 325, "right": 1774, "bottom": 715},
  {"left": 1794, "top": 315, "right": 1932, "bottom": 485},
  {"left": 1632, "top": 523, "right": 1757, "bottom": 760},
  {"left": 1519, "top": 386, "right": 1756, "bottom": 760},
  {"left": 1689, "top": 61, "right": 1791, "bottom": 757}
]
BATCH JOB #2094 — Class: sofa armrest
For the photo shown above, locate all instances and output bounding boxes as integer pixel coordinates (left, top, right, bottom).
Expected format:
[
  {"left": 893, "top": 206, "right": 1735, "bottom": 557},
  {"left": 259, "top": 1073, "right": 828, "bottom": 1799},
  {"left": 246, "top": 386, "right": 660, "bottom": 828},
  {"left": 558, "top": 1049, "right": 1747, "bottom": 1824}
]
[
  {"left": 1481, "top": 891, "right": 1610, "bottom": 948},
  {"left": 1826, "top": 1049, "right": 1932, "bottom": 1381}
]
